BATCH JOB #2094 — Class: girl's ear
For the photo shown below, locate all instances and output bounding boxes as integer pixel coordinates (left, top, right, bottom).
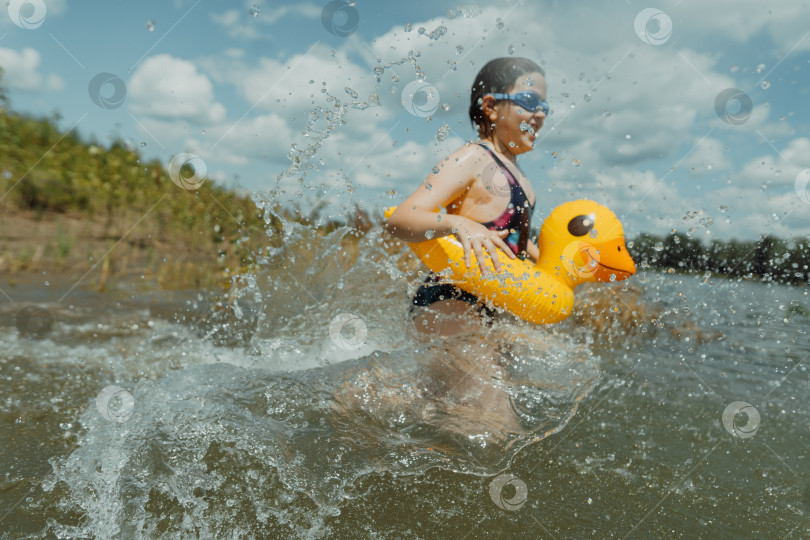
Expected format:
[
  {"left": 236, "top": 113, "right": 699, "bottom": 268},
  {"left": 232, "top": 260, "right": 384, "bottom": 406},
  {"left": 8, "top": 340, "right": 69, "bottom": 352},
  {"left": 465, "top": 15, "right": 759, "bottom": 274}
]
[{"left": 481, "top": 94, "right": 499, "bottom": 121}]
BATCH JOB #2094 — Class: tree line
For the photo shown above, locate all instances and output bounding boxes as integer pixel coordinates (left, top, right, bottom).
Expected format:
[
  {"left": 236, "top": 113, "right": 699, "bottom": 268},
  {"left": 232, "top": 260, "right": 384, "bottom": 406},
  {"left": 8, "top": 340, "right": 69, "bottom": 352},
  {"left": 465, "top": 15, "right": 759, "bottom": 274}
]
[{"left": 629, "top": 232, "right": 809, "bottom": 285}]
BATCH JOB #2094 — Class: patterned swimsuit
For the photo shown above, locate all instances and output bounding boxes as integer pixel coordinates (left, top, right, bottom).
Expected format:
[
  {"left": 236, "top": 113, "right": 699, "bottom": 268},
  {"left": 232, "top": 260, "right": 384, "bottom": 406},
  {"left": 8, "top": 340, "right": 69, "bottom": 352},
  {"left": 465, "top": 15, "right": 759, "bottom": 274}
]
[{"left": 410, "top": 144, "right": 535, "bottom": 319}]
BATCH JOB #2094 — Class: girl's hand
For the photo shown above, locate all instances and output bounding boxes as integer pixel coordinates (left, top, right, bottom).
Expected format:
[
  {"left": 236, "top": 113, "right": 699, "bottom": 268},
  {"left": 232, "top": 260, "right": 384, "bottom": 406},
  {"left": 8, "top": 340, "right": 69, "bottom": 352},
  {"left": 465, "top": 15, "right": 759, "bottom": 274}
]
[{"left": 452, "top": 216, "right": 516, "bottom": 274}]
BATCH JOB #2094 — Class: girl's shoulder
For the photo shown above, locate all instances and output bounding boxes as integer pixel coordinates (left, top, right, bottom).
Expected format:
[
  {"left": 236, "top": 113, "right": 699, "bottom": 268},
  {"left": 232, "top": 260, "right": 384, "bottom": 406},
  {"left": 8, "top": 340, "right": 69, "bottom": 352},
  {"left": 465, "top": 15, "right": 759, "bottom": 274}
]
[{"left": 437, "top": 141, "right": 492, "bottom": 173}]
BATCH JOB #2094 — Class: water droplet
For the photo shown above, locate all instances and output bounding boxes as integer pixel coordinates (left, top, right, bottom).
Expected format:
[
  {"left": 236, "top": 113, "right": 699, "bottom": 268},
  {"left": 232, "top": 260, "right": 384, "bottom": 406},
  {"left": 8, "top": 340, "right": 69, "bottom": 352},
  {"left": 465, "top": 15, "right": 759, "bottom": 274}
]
[
  {"left": 425, "top": 230, "right": 435, "bottom": 239},
  {"left": 578, "top": 72, "right": 585, "bottom": 81},
  {"left": 139, "top": 142, "right": 146, "bottom": 147},
  {"left": 418, "top": 27, "right": 426, "bottom": 35},
  {"left": 507, "top": 44, "right": 515, "bottom": 55},
  {"left": 699, "top": 217, "right": 713, "bottom": 228},
  {"left": 603, "top": 109, "right": 612, "bottom": 117},
  {"left": 436, "top": 123, "right": 450, "bottom": 141},
  {"left": 145, "top": 19, "right": 155, "bottom": 32},
  {"left": 496, "top": 18, "right": 504, "bottom": 29},
  {"left": 719, "top": 205, "right": 728, "bottom": 211},
  {"left": 583, "top": 94, "right": 592, "bottom": 102},
  {"left": 760, "top": 81, "right": 771, "bottom": 89},
  {"left": 428, "top": 26, "right": 447, "bottom": 41},
  {"left": 756, "top": 63, "right": 766, "bottom": 73},
  {"left": 344, "top": 87, "right": 359, "bottom": 99},
  {"left": 404, "top": 22, "right": 412, "bottom": 32},
  {"left": 249, "top": 5, "right": 260, "bottom": 17},
  {"left": 458, "top": 5, "right": 482, "bottom": 18},
  {"left": 441, "top": 103, "right": 450, "bottom": 112},
  {"left": 654, "top": 242, "right": 664, "bottom": 252},
  {"left": 201, "top": 129, "right": 206, "bottom": 135},
  {"left": 456, "top": 45, "right": 464, "bottom": 55}
]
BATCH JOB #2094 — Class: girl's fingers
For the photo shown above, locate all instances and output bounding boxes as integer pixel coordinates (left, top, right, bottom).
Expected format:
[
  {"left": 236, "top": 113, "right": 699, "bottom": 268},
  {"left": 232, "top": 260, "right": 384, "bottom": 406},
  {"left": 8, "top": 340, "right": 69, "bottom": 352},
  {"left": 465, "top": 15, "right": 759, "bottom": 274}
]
[
  {"left": 493, "top": 236, "right": 517, "bottom": 259},
  {"left": 479, "top": 239, "right": 501, "bottom": 273},
  {"left": 472, "top": 244, "right": 488, "bottom": 274},
  {"left": 456, "top": 222, "right": 517, "bottom": 272},
  {"left": 460, "top": 236, "right": 472, "bottom": 269}
]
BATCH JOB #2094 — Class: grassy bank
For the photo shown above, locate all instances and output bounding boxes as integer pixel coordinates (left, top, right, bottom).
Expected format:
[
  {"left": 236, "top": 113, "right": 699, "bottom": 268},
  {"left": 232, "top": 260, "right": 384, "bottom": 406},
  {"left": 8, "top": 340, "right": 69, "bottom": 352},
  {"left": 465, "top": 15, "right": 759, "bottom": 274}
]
[
  {"left": 0, "top": 107, "right": 268, "bottom": 290},
  {"left": 0, "top": 99, "right": 380, "bottom": 292}
]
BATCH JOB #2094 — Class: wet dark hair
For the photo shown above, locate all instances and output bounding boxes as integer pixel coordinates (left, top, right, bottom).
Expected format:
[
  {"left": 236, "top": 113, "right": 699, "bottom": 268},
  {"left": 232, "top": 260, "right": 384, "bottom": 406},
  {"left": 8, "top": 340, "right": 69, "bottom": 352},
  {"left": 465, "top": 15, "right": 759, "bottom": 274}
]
[{"left": 469, "top": 57, "right": 544, "bottom": 136}]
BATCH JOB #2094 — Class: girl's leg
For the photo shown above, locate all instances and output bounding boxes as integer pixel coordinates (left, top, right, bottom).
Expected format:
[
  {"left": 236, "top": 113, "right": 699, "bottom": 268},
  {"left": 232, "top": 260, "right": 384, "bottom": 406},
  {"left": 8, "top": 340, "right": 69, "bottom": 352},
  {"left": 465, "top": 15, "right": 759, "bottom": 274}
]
[{"left": 411, "top": 299, "right": 488, "bottom": 337}]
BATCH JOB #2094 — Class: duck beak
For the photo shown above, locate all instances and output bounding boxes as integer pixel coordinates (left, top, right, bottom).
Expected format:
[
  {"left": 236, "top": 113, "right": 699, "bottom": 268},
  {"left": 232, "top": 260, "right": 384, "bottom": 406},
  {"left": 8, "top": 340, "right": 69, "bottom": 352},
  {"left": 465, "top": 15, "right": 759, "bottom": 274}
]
[{"left": 593, "top": 237, "right": 636, "bottom": 282}]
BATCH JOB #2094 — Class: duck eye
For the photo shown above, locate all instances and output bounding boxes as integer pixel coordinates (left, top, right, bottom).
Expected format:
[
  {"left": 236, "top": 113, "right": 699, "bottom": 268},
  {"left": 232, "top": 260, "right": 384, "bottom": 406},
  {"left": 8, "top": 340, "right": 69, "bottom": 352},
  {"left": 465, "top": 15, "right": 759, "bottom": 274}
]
[{"left": 568, "top": 214, "right": 595, "bottom": 237}]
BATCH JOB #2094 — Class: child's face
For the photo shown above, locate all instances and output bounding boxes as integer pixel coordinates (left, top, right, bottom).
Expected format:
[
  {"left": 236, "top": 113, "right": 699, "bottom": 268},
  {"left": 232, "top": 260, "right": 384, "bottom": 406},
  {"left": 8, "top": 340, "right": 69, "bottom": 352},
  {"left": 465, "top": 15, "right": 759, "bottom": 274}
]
[{"left": 491, "top": 71, "right": 547, "bottom": 155}]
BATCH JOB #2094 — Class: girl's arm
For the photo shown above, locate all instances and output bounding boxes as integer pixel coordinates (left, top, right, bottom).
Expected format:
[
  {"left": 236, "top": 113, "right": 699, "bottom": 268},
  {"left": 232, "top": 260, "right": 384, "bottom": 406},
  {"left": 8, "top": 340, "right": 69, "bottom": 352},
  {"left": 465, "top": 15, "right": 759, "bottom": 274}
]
[{"left": 386, "top": 145, "right": 515, "bottom": 273}]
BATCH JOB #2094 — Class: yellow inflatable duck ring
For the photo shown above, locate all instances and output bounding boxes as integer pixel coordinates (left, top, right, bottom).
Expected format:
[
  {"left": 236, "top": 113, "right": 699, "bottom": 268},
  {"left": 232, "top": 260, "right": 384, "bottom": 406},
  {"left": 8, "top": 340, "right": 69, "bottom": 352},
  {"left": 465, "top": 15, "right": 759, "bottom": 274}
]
[{"left": 385, "top": 200, "right": 636, "bottom": 325}]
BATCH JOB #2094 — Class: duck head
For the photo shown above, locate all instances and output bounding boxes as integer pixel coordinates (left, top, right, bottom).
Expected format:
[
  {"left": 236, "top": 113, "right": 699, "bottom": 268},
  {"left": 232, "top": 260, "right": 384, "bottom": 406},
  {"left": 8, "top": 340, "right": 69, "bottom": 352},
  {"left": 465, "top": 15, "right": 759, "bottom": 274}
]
[{"left": 536, "top": 200, "right": 636, "bottom": 288}]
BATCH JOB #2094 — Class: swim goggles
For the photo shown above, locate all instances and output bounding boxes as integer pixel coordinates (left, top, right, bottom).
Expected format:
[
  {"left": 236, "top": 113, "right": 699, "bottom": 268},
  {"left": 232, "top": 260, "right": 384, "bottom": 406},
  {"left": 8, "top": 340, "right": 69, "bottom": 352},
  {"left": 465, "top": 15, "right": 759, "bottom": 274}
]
[{"left": 489, "top": 92, "right": 549, "bottom": 115}]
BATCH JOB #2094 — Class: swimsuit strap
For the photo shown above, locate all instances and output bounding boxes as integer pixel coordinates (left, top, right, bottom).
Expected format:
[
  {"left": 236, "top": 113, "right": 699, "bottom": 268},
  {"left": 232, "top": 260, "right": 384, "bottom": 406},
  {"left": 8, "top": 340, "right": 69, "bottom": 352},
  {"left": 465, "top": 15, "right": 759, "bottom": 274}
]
[
  {"left": 477, "top": 143, "right": 533, "bottom": 259},
  {"left": 477, "top": 144, "right": 535, "bottom": 209}
]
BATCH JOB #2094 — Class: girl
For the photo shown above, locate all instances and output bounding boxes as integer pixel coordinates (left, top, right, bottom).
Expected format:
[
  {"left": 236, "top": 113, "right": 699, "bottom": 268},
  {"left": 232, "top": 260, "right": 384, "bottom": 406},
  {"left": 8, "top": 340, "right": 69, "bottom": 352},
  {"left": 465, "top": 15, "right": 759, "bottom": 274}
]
[{"left": 387, "top": 57, "right": 548, "bottom": 335}]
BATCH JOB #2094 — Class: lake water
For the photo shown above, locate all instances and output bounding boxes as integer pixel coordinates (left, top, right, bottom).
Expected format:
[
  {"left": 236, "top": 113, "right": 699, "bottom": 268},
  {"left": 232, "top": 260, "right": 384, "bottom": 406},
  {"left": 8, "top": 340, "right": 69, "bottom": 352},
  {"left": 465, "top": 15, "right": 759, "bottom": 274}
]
[{"left": 1, "top": 219, "right": 808, "bottom": 539}]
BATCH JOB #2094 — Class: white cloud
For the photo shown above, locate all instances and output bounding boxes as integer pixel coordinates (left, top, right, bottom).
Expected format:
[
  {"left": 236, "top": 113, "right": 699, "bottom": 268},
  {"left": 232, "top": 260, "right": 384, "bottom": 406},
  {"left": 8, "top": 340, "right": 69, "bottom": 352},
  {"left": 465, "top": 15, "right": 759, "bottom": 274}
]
[
  {"left": 679, "top": 137, "right": 733, "bottom": 175},
  {"left": 0, "top": 47, "right": 64, "bottom": 92},
  {"left": 209, "top": 3, "right": 320, "bottom": 40},
  {"left": 128, "top": 54, "right": 226, "bottom": 123},
  {"left": 737, "top": 137, "right": 810, "bottom": 189},
  {"left": 132, "top": 110, "right": 296, "bottom": 168},
  {"left": 200, "top": 45, "right": 379, "bottom": 123},
  {"left": 673, "top": 0, "right": 810, "bottom": 53},
  {"left": 210, "top": 9, "right": 261, "bottom": 40},
  {"left": 116, "top": 2, "right": 807, "bottom": 241}
]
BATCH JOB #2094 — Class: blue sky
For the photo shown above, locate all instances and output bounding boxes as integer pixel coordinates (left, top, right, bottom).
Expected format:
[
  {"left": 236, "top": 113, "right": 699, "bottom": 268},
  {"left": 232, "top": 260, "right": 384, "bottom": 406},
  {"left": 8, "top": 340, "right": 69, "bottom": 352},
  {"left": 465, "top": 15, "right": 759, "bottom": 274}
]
[{"left": 2, "top": 0, "right": 809, "bottom": 241}]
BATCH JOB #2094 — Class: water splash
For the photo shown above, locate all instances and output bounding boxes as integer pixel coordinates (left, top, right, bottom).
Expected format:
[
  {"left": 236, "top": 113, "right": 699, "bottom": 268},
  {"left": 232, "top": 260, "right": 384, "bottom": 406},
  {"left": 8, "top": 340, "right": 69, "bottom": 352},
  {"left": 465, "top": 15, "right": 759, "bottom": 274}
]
[{"left": 41, "top": 224, "right": 600, "bottom": 535}]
